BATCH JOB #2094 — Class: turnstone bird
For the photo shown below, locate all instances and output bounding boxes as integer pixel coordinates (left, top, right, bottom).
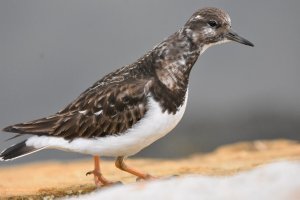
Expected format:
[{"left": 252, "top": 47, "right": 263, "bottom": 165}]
[{"left": 1, "top": 7, "right": 253, "bottom": 186}]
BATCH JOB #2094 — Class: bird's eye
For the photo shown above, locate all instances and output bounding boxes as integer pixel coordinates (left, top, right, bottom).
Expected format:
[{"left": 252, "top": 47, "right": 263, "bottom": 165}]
[{"left": 208, "top": 20, "right": 218, "bottom": 27}]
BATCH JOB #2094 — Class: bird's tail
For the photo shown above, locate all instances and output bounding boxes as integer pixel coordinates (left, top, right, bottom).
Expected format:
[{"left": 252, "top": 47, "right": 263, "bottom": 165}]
[{"left": 0, "top": 140, "right": 43, "bottom": 161}]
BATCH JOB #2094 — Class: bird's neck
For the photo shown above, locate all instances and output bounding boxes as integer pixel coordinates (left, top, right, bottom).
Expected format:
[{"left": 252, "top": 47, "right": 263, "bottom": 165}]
[
  {"left": 152, "top": 29, "right": 202, "bottom": 91},
  {"left": 129, "top": 29, "right": 204, "bottom": 114},
  {"left": 136, "top": 29, "right": 203, "bottom": 114}
]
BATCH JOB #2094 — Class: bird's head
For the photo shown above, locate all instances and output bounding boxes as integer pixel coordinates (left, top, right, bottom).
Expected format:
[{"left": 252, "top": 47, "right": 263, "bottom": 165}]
[{"left": 184, "top": 7, "right": 254, "bottom": 52}]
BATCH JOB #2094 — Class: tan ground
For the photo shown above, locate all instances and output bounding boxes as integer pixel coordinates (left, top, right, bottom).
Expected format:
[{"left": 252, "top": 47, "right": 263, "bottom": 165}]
[{"left": 0, "top": 139, "right": 299, "bottom": 199}]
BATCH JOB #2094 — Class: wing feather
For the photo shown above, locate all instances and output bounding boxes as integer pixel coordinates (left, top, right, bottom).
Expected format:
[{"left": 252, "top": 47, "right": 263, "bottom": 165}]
[{"left": 3, "top": 78, "right": 153, "bottom": 140}]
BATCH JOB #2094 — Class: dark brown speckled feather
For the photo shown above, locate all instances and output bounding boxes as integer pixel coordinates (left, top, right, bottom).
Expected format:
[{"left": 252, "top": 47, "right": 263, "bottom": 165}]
[{"left": 3, "top": 8, "right": 245, "bottom": 140}]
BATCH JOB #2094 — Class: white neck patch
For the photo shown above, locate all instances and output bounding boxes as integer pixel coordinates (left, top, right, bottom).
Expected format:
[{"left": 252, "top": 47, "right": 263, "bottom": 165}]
[{"left": 200, "top": 39, "right": 230, "bottom": 55}]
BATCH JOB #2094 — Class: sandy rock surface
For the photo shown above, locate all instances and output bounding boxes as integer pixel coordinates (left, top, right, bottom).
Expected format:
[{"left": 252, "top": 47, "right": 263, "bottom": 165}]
[{"left": 0, "top": 139, "right": 299, "bottom": 199}]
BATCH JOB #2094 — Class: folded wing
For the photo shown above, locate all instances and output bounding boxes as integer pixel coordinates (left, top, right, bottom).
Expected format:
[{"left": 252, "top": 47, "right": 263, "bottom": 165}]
[{"left": 3, "top": 78, "right": 152, "bottom": 140}]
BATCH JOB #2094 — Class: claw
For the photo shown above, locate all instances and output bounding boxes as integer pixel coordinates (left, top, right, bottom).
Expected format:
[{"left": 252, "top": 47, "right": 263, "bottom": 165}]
[
  {"left": 136, "top": 174, "right": 155, "bottom": 182},
  {"left": 86, "top": 169, "right": 120, "bottom": 187},
  {"left": 86, "top": 171, "right": 93, "bottom": 176},
  {"left": 88, "top": 156, "right": 120, "bottom": 187}
]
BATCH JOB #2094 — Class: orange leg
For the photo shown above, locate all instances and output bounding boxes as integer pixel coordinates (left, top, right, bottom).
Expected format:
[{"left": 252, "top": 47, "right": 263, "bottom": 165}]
[
  {"left": 115, "top": 156, "right": 155, "bottom": 180},
  {"left": 86, "top": 156, "right": 114, "bottom": 187}
]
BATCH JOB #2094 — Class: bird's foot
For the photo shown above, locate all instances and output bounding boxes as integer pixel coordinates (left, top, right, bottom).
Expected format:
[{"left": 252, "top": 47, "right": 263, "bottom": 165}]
[
  {"left": 136, "top": 173, "right": 156, "bottom": 182},
  {"left": 86, "top": 170, "right": 122, "bottom": 187}
]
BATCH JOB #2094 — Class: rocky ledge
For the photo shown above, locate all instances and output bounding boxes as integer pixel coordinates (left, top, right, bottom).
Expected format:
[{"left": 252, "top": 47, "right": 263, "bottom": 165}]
[{"left": 0, "top": 139, "right": 299, "bottom": 199}]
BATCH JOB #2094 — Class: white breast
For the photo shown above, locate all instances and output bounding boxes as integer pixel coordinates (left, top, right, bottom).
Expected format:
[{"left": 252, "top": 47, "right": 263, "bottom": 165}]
[{"left": 26, "top": 90, "right": 188, "bottom": 157}]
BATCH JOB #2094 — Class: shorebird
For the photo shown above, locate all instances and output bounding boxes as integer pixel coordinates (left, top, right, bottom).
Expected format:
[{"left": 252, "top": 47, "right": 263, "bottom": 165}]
[{"left": 1, "top": 7, "right": 253, "bottom": 186}]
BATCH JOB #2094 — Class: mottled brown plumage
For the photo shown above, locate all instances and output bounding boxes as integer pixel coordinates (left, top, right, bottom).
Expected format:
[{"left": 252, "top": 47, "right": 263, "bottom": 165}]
[
  {"left": 1, "top": 7, "right": 254, "bottom": 186},
  {"left": 3, "top": 7, "right": 253, "bottom": 142}
]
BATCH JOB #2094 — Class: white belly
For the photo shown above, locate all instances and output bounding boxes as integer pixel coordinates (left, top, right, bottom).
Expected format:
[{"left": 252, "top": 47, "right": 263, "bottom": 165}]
[{"left": 26, "top": 90, "right": 188, "bottom": 157}]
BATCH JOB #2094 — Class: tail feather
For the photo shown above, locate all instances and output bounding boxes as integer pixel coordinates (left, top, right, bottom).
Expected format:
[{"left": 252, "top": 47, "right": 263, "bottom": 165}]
[
  {"left": 0, "top": 140, "right": 43, "bottom": 161},
  {"left": 4, "top": 134, "right": 22, "bottom": 142},
  {"left": 2, "top": 116, "right": 59, "bottom": 136}
]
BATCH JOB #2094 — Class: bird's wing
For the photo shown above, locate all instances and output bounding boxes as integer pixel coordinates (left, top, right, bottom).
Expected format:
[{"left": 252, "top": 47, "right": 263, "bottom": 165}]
[{"left": 3, "top": 78, "right": 153, "bottom": 140}]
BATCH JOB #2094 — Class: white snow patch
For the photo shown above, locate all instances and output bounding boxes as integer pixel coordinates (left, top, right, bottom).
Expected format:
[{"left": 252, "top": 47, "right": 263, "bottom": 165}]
[{"left": 64, "top": 161, "right": 300, "bottom": 200}]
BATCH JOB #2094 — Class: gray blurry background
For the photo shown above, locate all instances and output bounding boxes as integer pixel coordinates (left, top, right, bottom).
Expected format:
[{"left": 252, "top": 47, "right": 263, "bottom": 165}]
[{"left": 0, "top": 0, "right": 299, "bottom": 166}]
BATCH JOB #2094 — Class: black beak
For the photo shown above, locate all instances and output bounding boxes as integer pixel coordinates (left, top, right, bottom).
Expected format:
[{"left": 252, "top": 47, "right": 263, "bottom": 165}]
[{"left": 225, "top": 29, "right": 254, "bottom": 47}]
